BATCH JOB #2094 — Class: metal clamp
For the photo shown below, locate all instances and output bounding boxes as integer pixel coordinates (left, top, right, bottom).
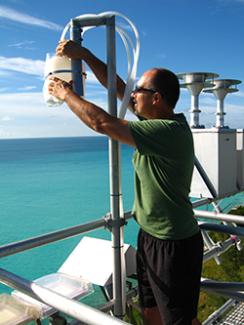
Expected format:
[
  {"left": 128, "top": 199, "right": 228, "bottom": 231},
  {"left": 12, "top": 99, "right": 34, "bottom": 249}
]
[{"left": 103, "top": 213, "right": 127, "bottom": 232}]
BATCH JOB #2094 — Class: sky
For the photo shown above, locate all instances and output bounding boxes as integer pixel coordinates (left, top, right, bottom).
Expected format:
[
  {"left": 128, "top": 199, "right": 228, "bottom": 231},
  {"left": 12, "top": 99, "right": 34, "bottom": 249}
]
[{"left": 0, "top": 0, "right": 244, "bottom": 138}]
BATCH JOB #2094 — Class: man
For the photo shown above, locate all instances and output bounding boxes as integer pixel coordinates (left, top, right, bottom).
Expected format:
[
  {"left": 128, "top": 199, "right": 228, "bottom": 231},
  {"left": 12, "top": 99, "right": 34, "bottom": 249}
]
[{"left": 49, "top": 40, "right": 203, "bottom": 325}]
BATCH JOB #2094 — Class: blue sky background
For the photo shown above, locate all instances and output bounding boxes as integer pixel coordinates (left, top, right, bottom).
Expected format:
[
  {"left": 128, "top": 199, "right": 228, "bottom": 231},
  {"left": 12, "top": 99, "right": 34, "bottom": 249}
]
[{"left": 0, "top": 0, "right": 244, "bottom": 138}]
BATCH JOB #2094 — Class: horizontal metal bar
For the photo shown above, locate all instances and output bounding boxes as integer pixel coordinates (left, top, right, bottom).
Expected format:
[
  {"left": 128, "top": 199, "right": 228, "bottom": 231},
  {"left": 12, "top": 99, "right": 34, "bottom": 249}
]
[
  {"left": 72, "top": 16, "right": 107, "bottom": 27},
  {"left": 194, "top": 210, "right": 244, "bottom": 225},
  {"left": 0, "top": 218, "right": 106, "bottom": 258},
  {"left": 201, "top": 278, "right": 244, "bottom": 290},
  {"left": 200, "top": 223, "right": 244, "bottom": 236},
  {"left": 1, "top": 206, "right": 242, "bottom": 260},
  {"left": 202, "top": 299, "right": 236, "bottom": 325},
  {"left": 0, "top": 268, "right": 130, "bottom": 325},
  {"left": 201, "top": 288, "right": 244, "bottom": 302},
  {"left": 0, "top": 212, "right": 133, "bottom": 259}
]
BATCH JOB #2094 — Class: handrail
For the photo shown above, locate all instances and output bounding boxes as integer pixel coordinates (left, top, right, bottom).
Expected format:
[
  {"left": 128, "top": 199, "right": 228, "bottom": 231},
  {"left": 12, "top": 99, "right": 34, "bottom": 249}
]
[
  {"left": 194, "top": 210, "right": 244, "bottom": 225},
  {"left": 199, "top": 223, "right": 244, "bottom": 236},
  {"left": 0, "top": 218, "right": 107, "bottom": 258},
  {"left": 0, "top": 208, "right": 243, "bottom": 259},
  {"left": 0, "top": 268, "right": 130, "bottom": 325},
  {"left": 0, "top": 211, "right": 133, "bottom": 259}
]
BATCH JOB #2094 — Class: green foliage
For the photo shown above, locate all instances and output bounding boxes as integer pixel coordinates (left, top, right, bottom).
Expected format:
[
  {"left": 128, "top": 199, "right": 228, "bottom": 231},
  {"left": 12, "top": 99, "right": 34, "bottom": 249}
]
[
  {"left": 198, "top": 212, "right": 244, "bottom": 321},
  {"left": 126, "top": 207, "right": 244, "bottom": 323},
  {"left": 124, "top": 297, "right": 143, "bottom": 325}
]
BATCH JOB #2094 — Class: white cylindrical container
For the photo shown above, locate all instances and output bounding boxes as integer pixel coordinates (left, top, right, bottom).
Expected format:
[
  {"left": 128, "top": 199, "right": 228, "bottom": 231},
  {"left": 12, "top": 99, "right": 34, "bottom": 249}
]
[{"left": 43, "top": 53, "right": 72, "bottom": 107}]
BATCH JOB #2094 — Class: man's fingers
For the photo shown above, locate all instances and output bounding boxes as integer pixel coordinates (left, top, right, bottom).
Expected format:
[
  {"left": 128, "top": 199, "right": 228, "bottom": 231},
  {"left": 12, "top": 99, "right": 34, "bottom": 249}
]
[{"left": 49, "top": 76, "right": 61, "bottom": 82}]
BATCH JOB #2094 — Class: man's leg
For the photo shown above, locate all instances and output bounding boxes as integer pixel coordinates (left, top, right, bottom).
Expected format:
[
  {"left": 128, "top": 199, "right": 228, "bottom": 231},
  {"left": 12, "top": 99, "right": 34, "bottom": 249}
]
[
  {"left": 143, "top": 306, "right": 163, "bottom": 325},
  {"left": 137, "top": 230, "right": 163, "bottom": 324},
  {"left": 192, "top": 318, "right": 201, "bottom": 325},
  {"left": 138, "top": 230, "right": 203, "bottom": 325}
]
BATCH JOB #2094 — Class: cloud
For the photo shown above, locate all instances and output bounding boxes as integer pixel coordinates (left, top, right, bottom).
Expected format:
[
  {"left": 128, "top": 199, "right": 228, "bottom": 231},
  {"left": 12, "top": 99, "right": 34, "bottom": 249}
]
[
  {"left": 0, "top": 70, "right": 12, "bottom": 77},
  {"left": 0, "top": 5, "right": 62, "bottom": 31},
  {"left": 8, "top": 40, "right": 36, "bottom": 50},
  {"left": 17, "top": 86, "right": 37, "bottom": 91},
  {"left": 85, "top": 70, "right": 100, "bottom": 85},
  {"left": 0, "top": 56, "right": 44, "bottom": 76},
  {"left": 0, "top": 57, "right": 104, "bottom": 85},
  {"left": 1, "top": 116, "right": 12, "bottom": 122},
  {"left": 0, "top": 91, "right": 106, "bottom": 138}
]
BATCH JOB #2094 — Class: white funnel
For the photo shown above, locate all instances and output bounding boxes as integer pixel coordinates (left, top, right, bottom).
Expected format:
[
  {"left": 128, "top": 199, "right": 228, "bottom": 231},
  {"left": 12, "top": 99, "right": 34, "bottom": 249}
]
[
  {"left": 204, "top": 79, "right": 241, "bottom": 128},
  {"left": 178, "top": 72, "right": 219, "bottom": 128}
]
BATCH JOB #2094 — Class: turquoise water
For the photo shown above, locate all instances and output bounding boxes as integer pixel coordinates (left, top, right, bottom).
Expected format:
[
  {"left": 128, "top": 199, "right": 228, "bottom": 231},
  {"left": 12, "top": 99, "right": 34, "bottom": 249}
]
[
  {"left": 0, "top": 136, "right": 244, "bottom": 300},
  {"left": 0, "top": 136, "right": 139, "bottom": 296}
]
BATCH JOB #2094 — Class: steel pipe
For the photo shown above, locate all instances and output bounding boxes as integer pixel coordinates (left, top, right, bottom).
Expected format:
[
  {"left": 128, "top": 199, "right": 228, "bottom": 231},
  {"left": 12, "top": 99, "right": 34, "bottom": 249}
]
[
  {"left": 0, "top": 268, "right": 129, "bottom": 325},
  {"left": 70, "top": 19, "right": 83, "bottom": 96},
  {"left": 203, "top": 238, "right": 234, "bottom": 262},
  {"left": 200, "top": 223, "right": 244, "bottom": 237},
  {"left": 202, "top": 299, "right": 236, "bottom": 325},
  {"left": 0, "top": 218, "right": 107, "bottom": 258},
  {"left": 106, "top": 16, "right": 126, "bottom": 318},
  {"left": 194, "top": 210, "right": 244, "bottom": 225}
]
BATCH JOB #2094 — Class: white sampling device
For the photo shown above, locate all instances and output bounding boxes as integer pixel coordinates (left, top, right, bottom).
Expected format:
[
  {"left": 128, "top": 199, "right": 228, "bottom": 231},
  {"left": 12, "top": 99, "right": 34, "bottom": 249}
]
[
  {"left": 43, "top": 53, "right": 73, "bottom": 106},
  {"left": 43, "top": 11, "right": 140, "bottom": 117}
]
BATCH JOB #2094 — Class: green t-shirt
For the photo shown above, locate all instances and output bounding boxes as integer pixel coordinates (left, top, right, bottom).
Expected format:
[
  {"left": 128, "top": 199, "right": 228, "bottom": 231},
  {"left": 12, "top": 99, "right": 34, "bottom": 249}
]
[{"left": 128, "top": 114, "right": 199, "bottom": 240}]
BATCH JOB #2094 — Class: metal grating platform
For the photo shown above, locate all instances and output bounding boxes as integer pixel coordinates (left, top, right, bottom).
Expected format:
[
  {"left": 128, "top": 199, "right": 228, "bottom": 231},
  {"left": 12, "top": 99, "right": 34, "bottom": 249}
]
[{"left": 216, "top": 302, "right": 244, "bottom": 325}]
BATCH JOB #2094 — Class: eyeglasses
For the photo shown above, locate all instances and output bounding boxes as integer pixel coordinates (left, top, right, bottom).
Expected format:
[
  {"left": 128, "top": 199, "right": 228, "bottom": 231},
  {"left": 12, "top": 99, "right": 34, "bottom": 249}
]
[{"left": 132, "top": 86, "right": 158, "bottom": 94}]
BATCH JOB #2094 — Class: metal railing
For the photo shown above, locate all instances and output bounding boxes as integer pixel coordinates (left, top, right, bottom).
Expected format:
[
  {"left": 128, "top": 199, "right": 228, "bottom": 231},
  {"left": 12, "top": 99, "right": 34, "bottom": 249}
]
[
  {"left": 0, "top": 268, "right": 130, "bottom": 325},
  {"left": 0, "top": 195, "right": 243, "bottom": 325}
]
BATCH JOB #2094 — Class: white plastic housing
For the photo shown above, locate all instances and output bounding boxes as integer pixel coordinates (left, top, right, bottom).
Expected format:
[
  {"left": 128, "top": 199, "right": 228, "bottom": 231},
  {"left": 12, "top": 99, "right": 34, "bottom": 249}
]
[
  {"left": 191, "top": 129, "right": 238, "bottom": 198},
  {"left": 236, "top": 129, "right": 244, "bottom": 190},
  {"left": 43, "top": 53, "right": 72, "bottom": 107},
  {"left": 59, "top": 236, "right": 136, "bottom": 287}
]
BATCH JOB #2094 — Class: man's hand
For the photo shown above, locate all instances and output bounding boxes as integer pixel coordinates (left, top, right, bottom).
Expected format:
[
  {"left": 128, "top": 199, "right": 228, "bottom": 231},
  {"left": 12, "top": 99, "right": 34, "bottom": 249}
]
[
  {"left": 56, "top": 40, "right": 89, "bottom": 60},
  {"left": 48, "top": 77, "right": 72, "bottom": 101}
]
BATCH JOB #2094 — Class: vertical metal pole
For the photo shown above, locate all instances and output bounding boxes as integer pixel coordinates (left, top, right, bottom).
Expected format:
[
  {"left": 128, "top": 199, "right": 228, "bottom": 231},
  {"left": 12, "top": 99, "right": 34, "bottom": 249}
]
[
  {"left": 190, "top": 95, "right": 200, "bottom": 128},
  {"left": 70, "top": 19, "right": 83, "bottom": 96},
  {"left": 106, "top": 16, "right": 126, "bottom": 318},
  {"left": 216, "top": 98, "right": 225, "bottom": 128}
]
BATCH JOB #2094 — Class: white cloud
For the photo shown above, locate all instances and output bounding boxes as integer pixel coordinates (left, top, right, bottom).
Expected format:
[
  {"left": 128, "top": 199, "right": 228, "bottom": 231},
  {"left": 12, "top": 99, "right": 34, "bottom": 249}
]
[
  {"left": 17, "top": 86, "right": 37, "bottom": 91},
  {"left": 0, "top": 5, "right": 62, "bottom": 31},
  {"left": 0, "top": 91, "right": 105, "bottom": 138},
  {"left": 1, "top": 116, "right": 12, "bottom": 122},
  {"left": 85, "top": 70, "right": 101, "bottom": 85},
  {"left": 0, "top": 70, "right": 12, "bottom": 77},
  {"left": 8, "top": 40, "right": 36, "bottom": 50},
  {"left": 0, "top": 57, "right": 105, "bottom": 85},
  {"left": 0, "top": 56, "right": 44, "bottom": 76}
]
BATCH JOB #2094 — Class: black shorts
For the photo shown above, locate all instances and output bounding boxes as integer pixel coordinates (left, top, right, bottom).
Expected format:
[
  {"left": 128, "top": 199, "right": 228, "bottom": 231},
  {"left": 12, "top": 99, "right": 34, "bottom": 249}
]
[{"left": 137, "top": 229, "right": 203, "bottom": 325}]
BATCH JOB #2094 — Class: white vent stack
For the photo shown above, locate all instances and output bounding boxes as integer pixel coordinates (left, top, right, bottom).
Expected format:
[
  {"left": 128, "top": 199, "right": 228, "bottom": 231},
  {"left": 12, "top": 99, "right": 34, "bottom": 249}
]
[
  {"left": 178, "top": 72, "right": 219, "bottom": 128},
  {"left": 203, "top": 79, "right": 241, "bottom": 128}
]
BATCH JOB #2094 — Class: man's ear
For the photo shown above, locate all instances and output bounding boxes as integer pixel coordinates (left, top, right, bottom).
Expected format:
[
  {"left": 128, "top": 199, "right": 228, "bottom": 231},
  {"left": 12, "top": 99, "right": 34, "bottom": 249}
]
[{"left": 152, "top": 92, "right": 161, "bottom": 104}]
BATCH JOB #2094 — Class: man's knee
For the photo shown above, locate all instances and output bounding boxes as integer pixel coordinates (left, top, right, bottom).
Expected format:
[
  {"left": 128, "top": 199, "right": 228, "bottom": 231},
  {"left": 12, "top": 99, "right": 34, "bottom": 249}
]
[{"left": 143, "top": 306, "right": 163, "bottom": 325}]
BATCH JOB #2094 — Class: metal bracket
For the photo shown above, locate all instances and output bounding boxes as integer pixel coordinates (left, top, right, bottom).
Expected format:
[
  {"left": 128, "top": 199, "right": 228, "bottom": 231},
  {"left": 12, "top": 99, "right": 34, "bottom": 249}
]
[{"left": 103, "top": 213, "right": 127, "bottom": 232}]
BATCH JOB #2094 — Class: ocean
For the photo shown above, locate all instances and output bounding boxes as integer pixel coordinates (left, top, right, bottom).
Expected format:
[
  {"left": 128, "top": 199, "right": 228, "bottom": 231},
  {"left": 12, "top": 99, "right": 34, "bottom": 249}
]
[
  {"left": 0, "top": 136, "right": 244, "bottom": 304},
  {"left": 0, "top": 136, "right": 139, "bottom": 298}
]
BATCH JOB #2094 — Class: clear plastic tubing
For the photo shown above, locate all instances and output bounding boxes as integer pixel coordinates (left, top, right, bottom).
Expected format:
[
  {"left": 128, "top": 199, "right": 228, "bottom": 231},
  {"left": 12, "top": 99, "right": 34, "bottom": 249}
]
[{"left": 60, "top": 11, "right": 140, "bottom": 119}]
